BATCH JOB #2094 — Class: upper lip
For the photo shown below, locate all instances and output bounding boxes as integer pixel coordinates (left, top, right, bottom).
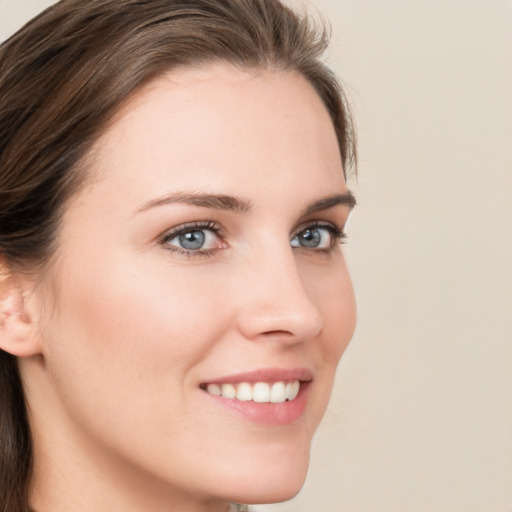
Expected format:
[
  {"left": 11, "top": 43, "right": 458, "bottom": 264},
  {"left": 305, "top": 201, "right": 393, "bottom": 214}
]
[{"left": 202, "top": 367, "right": 314, "bottom": 385}]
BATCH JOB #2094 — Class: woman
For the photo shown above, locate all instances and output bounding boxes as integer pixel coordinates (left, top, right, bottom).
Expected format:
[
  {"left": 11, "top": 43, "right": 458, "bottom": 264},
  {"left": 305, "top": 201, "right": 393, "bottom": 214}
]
[{"left": 0, "top": 0, "right": 356, "bottom": 511}]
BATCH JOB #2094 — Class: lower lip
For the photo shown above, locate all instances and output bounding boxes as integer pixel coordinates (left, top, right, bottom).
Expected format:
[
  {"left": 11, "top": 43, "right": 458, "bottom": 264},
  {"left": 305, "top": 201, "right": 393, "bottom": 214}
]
[{"left": 202, "top": 382, "right": 310, "bottom": 426}]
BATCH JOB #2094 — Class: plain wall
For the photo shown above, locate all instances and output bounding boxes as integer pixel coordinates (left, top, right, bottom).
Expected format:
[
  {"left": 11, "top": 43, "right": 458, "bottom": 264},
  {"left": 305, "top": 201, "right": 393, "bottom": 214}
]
[{"left": 1, "top": 1, "right": 511, "bottom": 511}]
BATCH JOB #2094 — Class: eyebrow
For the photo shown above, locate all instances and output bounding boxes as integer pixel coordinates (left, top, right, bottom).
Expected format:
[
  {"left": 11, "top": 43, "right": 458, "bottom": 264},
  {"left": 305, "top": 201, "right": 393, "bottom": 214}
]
[
  {"left": 302, "top": 192, "right": 356, "bottom": 215},
  {"left": 135, "top": 191, "right": 355, "bottom": 215},
  {"left": 136, "top": 192, "right": 252, "bottom": 214}
]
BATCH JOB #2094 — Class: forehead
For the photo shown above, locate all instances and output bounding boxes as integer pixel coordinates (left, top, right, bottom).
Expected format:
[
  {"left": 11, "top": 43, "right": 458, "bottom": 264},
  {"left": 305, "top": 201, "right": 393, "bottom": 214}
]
[{"left": 83, "top": 62, "right": 346, "bottom": 209}]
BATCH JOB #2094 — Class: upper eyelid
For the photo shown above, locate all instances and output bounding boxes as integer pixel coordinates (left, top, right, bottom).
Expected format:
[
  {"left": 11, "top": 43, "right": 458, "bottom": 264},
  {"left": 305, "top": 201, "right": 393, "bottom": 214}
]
[
  {"left": 159, "top": 221, "right": 222, "bottom": 240},
  {"left": 157, "top": 215, "right": 349, "bottom": 249},
  {"left": 293, "top": 219, "right": 348, "bottom": 245},
  {"left": 292, "top": 219, "right": 344, "bottom": 234},
  {"left": 159, "top": 219, "right": 345, "bottom": 238},
  {"left": 160, "top": 219, "right": 342, "bottom": 237},
  {"left": 158, "top": 222, "right": 225, "bottom": 258}
]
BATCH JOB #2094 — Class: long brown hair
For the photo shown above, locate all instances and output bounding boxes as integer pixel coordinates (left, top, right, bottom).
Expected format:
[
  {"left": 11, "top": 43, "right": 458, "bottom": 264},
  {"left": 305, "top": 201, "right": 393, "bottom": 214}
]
[{"left": 0, "top": 0, "right": 356, "bottom": 509}]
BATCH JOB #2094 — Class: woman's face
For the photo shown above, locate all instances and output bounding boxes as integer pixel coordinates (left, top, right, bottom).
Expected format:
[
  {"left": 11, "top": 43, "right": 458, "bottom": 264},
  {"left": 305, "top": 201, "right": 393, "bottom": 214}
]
[{"left": 27, "top": 63, "right": 356, "bottom": 507}]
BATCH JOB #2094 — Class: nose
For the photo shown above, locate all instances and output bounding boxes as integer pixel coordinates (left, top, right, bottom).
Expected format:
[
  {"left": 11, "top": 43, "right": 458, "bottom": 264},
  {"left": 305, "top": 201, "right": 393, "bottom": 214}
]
[{"left": 235, "top": 245, "right": 323, "bottom": 344}]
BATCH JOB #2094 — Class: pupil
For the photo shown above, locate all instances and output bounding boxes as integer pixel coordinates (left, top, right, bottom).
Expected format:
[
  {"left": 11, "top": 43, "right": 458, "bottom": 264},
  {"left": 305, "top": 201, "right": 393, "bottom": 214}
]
[
  {"left": 179, "top": 230, "right": 205, "bottom": 250},
  {"left": 301, "top": 228, "right": 320, "bottom": 247}
]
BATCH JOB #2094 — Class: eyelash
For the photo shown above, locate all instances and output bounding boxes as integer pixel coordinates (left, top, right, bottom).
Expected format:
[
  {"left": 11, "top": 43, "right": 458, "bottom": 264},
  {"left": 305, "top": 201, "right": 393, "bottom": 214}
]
[
  {"left": 159, "top": 220, "right": 347, "bottom": 258},
  {"left": 160, "top": 221, "right": 222, "bottom": 258},
  {"left": 294, "top": 221, "right": 347, "bottom": 248}
]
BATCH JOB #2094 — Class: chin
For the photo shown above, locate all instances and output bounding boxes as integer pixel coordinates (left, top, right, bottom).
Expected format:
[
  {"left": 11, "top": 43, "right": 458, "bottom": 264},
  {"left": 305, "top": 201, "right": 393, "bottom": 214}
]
[
  {"left": 228, "top": 478, "right": 307, "bottom": 506},
  {"left": 219, "top": 449, "right": 310, "bottom": 505},
  {"left": 249, "top": 478, "right": 306, "bottom": 505}
]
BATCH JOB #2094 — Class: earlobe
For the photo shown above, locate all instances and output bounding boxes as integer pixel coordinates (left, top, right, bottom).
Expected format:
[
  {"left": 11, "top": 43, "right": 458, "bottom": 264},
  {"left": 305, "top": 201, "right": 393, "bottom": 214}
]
[{"left": 0, "top": 263, "right": 42, "bottom": 357}]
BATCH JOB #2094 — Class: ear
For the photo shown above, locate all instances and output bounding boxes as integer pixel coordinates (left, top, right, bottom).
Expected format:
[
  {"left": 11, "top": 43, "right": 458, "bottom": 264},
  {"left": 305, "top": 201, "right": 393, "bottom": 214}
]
[{"left": 0, "top": 261, "right": 42, "bottom": 357}]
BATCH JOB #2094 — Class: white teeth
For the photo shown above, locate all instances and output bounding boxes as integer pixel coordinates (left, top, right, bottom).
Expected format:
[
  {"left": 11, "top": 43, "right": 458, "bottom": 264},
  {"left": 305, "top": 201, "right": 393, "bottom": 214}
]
[
  {"left": 221, "top": 383, "right": 236, "bottom": 399},
  {"left": 288, "top": 380, "right": 300, "bottom": 401},
  {"left": 236, "top": 382, "right": 252, "bottom": 401},
  {"left": 270, "top": 381, "right": 286, "bottom": 403},
  {"left": 205, "top": 380, "right": 301, "bottom": 403},
  {"left": 206, "top": 383, "right": 222, "bottom": 396},
  {"left": 253, "top": 382, "right": 270, "bottom": 403}
]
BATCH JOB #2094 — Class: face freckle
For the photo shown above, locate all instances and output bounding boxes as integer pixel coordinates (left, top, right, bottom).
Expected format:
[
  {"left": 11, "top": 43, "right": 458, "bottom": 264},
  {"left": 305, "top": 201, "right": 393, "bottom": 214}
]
[{"left": 28, "top": 62, "right": 356, "bottom": 507}]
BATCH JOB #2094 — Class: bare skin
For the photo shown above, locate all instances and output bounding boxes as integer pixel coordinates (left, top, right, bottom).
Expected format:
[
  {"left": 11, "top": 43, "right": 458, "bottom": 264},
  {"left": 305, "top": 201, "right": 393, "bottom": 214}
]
[{"left": 3, "top": 63, "right": 356, "bottom": 512}]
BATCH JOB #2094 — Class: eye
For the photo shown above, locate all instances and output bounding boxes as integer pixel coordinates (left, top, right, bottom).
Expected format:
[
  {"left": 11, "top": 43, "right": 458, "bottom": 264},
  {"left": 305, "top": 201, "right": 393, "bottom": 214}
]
[
  {"left": 290, "top": 223, "right": 344, "bottom": 250},
  {"left": 160, "top": 221, "right": 226, "bottom": 256}
]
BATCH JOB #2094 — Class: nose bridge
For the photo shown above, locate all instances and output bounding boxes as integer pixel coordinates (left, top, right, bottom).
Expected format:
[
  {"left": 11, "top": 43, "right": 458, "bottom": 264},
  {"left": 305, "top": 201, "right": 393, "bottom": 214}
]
[{"left": 236, "top": 239, "right": 323, "bottom": 342}]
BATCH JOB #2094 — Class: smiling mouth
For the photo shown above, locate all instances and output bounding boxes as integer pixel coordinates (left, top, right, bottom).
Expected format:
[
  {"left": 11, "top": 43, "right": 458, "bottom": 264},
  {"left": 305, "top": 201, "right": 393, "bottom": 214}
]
[{"left": 200, "top": 380, "right": 301, "bottom": 403}]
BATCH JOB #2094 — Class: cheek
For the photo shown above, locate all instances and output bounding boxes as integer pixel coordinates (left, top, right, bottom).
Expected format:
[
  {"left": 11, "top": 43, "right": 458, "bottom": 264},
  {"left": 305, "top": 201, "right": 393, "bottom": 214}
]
[
  {"left": 41, "top": 257, "right": 228, "bottom": 427},
  {"left": 304, "top": 257, "right": 356, "bottom": 365},
  {"left": 327, "top": 277, "right": 356, "bottom": 361},
  {"left": 56, "top": 255, "right": 221, "bottom": 345}
]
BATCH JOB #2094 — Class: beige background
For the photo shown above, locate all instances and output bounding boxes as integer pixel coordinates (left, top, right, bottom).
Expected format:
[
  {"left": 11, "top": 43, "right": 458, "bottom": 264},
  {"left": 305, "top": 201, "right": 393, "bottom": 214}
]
[{"left": 1, "top": 1, "right": 511, "bottom": 511}]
